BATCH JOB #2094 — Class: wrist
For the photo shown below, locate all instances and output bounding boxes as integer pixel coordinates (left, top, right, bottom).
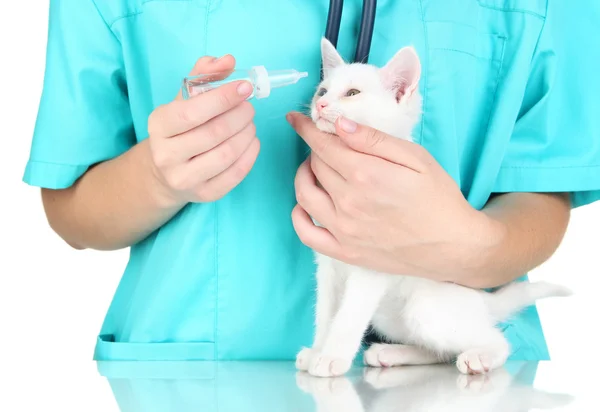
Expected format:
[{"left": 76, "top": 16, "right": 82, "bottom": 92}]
[
  {"left": 139, "top": 139, "right": 188, "bottom": 212},
  {"left": 451, "top": 209, "right": 508, "bottom": 287}
]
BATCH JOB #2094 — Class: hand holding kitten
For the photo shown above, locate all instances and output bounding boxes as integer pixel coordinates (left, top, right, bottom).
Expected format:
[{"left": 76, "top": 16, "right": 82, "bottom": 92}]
[{"left": 287, "top": 112, "right": 503, "bottom": 284}]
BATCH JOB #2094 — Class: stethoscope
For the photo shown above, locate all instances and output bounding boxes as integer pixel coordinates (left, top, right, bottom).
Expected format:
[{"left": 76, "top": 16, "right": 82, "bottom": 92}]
[{"left": 325, "top": 0, "right": 377, "bottom": 63}]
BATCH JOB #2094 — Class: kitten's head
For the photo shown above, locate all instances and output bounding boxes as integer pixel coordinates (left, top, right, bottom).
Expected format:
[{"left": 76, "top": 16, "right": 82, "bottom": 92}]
[{"left": 311, "top": 38, "right": 422, "bottom": 140}]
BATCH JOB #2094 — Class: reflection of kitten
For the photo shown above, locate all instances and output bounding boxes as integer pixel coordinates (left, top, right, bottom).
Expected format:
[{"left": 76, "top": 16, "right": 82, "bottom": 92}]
[
  {"left": 297, "top": 38, "right": 571, "bottom": 377},
  {"left": 296, "top": 365, "right": 574, "bottom": 412}
]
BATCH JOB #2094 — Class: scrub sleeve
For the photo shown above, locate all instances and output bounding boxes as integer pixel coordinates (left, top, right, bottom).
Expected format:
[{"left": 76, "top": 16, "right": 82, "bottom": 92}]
[
  {"left": 493, "top": 1, "right": 600, "bottom": 207},
  {"left": 23, "top": 0, "right": 135, "bottom": 189}
]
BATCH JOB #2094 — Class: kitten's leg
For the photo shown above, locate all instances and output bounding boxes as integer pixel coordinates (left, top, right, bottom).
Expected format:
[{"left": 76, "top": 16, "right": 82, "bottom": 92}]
[
  {"left": 415, "top": 323, "right": 510, "bottom": 375},
  {"left": 401, "top": 287, "right": 511, "bottom": 375},
  {"left": 455, "top": 328, "right": 510, "bottom": 375},
  {"left": 363, "top": 343, "right": 443, "bottom": 368},
  {"left": 309, "top": 269, "right": 389, "bottom": 377},
  {"left": 297, "top": 253, "right": 340, "bottom": 371}
]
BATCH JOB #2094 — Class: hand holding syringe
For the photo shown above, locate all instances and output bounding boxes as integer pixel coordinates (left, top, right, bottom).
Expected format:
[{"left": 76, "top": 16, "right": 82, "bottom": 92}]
[
  {"left": 147, "top": 55, "right": 309, "bottom": 206},
  {"left": 148, "top": 55, "right": 262, "bottom": 204}
]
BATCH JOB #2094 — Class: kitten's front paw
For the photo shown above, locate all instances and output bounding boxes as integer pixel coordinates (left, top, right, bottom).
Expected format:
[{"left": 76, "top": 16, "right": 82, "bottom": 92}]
[
  {"left": 309, "top": 353, "right": 352, "bottom": 377},
  {"left": 364, "top": 343, "right": 393, "bottom": 367},
  {"left": 296, "top": 347, "right": 315, "bottom": 371}
]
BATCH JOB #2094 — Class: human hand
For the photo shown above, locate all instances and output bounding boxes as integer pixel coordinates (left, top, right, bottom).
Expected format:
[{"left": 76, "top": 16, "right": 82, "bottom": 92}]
[
  {"left": 287, "top": 112, "right": 502, "bottom": 282},
  {"left": 148, "top": 55, "right": 260, "bottom": 206}
]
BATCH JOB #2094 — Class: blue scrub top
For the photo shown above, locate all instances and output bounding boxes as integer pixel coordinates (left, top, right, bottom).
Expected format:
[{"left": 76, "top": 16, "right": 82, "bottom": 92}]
[{"left": 24, "top": 0, "right": 600, "bottom": 361}]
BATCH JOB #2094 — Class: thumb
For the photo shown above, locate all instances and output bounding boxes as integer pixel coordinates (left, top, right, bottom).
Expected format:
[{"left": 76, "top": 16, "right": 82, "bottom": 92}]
[
  {"left": 335, "top": 116, "right": 428, "bottom": 173},
  {"left": 176, "top": 54, "right": 236, "bottom": 101}
]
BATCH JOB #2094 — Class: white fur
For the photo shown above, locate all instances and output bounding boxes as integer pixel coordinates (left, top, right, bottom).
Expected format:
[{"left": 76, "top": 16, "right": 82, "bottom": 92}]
[{"left": 297, "top": 38, "right": 572, "bottom": 378}]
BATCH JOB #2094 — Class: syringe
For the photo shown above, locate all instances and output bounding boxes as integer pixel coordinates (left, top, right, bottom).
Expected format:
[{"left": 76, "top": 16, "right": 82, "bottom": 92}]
[{"left": 182, "top": 66, "right": 309, "bottom": 100}]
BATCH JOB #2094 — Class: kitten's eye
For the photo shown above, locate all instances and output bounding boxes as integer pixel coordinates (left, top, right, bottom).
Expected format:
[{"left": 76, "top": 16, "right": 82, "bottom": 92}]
[
  {"left": 346, "top": 89, "right": 361, "bottom": 97},
  {"left": 316, "top": 88, "right": 327, "bottom": 97}
]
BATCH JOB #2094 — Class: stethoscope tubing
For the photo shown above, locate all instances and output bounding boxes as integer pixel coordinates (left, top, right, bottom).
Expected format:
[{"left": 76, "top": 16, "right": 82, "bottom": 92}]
[{"left": 324, "top": 0, "right": 377, "bottom": 64}]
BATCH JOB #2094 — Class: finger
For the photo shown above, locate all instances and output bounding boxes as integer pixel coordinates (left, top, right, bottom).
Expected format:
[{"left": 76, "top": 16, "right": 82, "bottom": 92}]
[
  {"left": 334, "top": 117, "right": 429, "bottom": 173},
  {"left": 295, "top": 160, "right": 337, "bottom": 228},
  {"left": 187, "top": 122, "right": 257, "bottom": 182},
  {"left": 153, "top": 79, "right": 253, "bottom": 138},
  {"left": 292, "top": 205, "right": 343, "bottom": 258},
  {"left": 287, "top": 112, "right": 359, "bottom": 179},
  {"left": 175, "top": 55, "right": 236, "bottom": 101},
  {"left": 199, "top": 138, "right": 261, "bottom": 201},
  {"left": 167, "top": 101, "right": 255, "bottom": 162},
  {"left": 310, "top": 154, "right": 346, "bottom": 197}
]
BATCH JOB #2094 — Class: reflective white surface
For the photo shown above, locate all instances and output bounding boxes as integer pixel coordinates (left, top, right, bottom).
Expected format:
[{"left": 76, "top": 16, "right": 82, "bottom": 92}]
[
  {"left": 3, "top": 360, "right": 596, "bottom": 411},
  {"left": 88, "top": 361, "right": 590, "bottom": 411}
]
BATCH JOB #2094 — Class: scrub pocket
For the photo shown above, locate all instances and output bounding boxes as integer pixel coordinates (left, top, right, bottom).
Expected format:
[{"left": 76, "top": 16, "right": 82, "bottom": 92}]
[
  {"left": 95, "top": 335, "right": 216, "bottom": 361},
  {"left": 420, "top": 20, "right": 506, "bottom": 189}
]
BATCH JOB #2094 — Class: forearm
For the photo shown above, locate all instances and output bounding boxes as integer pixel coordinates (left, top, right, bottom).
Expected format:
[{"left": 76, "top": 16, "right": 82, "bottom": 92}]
[
  {"left": 458, "top": 192, "right": 571, "bottom": 289},
  {"left": 41, "top": 139, "right": 185, "bottom": 251}
]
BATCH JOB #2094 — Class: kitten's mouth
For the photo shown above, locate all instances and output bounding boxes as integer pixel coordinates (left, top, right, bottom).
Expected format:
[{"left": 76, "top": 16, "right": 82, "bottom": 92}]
[
  {"left": 315, "top": 118, "right": 337, "bottom": 133},
  {"left": 314, "top": 113, "right": 339, "bottom": 133}
]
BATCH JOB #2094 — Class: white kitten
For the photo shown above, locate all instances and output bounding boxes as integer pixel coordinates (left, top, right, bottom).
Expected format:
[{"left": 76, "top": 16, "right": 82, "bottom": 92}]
[
  {"left": 311, "top": 39, "right": 421, "bottom": 140},
  {"left": 296, "top": 38, "right": 572, "bottom": 378}
]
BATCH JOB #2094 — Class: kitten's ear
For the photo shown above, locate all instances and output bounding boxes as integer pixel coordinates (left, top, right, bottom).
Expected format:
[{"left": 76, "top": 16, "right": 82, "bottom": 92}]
[
  {"left": 321, "top": 37, "right": 345, "bottom": 74},
  {"left": 380, "top": 46, "right": 421, "bottom": 102}
]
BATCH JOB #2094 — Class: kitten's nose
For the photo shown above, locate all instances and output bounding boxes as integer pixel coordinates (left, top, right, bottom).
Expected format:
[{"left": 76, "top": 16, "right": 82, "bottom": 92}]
[{"left": 317, "top": 100, "right": 328, "bottom": 112}]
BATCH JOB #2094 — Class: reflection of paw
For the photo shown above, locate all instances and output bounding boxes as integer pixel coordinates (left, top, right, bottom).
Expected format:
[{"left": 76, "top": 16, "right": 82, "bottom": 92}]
[
  {"left": 364, "top": 344, "right": 394, "bottom": 367},
  {"left": 457, "top": 366, "right": 515, "bottom": 394},
  {"left": 363, "top": 367, "right": 387, "bottom": 389},
  {"left": 456, "top": 373, "right": 490, "bottom": 392},
  {"left": 296, "top": 371, "right": 354, "bottom": 395},
  {"left": 296, "top": 371, "right": 320, "bottom": 393},
  {"left": 309, "top": 353, "right": 352, "bottom": 377},
  {"left": 296, "top": 347, "right": 315, "bottom": 371},
  {"left": 363, "top": 366, "right": 418, "bottom": 390},
  {"left": 456, "top": 350, "right": 492, "bottom": 375}
]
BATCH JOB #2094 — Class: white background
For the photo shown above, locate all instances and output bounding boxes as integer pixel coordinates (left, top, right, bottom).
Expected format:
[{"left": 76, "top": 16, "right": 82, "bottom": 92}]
[{"left": 0, "top": 2, "right": 599, "bottom": 411}]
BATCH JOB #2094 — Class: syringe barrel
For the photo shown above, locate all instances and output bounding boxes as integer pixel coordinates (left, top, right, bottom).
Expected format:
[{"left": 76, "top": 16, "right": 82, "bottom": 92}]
[
  {"left": 182, "top": 69, "right": 254, "bottom": 100},
  {"left": 182, "top": 66, "right": 308, "bottom": 100}
]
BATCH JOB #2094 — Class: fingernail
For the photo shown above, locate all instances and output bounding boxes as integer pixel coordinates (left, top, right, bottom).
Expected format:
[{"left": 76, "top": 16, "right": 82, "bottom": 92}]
[
  {"left": 339, "top": 117, "right": 357, "bottom": 133},
  {"left": 286, "top": 113, "right": 294, "bottom": 124},
  {"left": 214, "top": 54, "right": 227, "bottom": 62},
  {"left": 237, "top": 81, "right": 253, "bottom": 96}
]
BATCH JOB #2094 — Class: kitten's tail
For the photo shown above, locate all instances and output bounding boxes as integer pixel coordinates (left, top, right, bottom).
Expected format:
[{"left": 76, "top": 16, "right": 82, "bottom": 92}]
[{"left": 484, "top": 281, "right": 572, "bottom": 322}]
